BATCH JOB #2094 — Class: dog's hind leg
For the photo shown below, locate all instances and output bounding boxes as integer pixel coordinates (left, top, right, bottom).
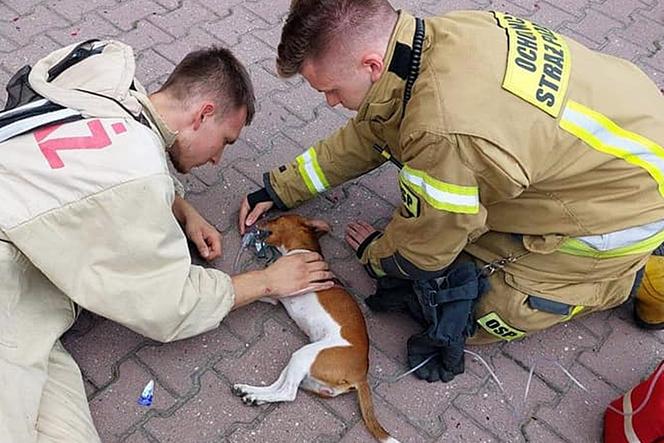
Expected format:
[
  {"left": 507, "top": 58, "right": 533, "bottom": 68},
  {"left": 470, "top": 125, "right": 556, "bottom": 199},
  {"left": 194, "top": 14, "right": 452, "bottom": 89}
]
[{"left": 232, "top": 340, "right": 341, "bottom": 405}]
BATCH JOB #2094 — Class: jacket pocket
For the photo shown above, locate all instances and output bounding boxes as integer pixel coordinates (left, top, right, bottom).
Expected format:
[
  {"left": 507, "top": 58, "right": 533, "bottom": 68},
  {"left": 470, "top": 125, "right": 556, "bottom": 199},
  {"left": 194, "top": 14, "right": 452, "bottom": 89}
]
[{"left": 504, "top": 272, "right": 600, "bottom": 307}]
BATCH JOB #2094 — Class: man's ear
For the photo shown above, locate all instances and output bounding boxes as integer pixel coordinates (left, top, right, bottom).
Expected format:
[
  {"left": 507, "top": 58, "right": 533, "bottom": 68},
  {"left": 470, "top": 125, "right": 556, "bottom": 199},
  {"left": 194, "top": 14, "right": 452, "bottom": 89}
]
[
  {"left": 193, "top": 102, "right": 216, "bottom": 130},
  {"left": 306, "top": 219, "right": 331, "bottom": 237},
  {"left": 361, "top": 52, "right": 385, "bottom": 83}
]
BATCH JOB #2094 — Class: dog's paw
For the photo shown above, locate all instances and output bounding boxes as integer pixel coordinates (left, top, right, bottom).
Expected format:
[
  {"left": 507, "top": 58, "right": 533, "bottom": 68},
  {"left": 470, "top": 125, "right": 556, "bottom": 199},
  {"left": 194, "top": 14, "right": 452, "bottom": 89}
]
[
  {"left": 240, "top": 394, "right": 265, "bottom": 406},
  {"left": 232, "top": 384, "right": 265, "bottom": 406},
  {"left": 231, "top": 384, "right": 246, "bottom": 397}
]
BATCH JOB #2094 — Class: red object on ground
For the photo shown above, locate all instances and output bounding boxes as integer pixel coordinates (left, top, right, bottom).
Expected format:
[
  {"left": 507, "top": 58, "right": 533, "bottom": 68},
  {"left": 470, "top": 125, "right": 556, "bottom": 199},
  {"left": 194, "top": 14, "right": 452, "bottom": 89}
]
[{"left": 604, "top": 360, "right": 664, "bottom": 443}]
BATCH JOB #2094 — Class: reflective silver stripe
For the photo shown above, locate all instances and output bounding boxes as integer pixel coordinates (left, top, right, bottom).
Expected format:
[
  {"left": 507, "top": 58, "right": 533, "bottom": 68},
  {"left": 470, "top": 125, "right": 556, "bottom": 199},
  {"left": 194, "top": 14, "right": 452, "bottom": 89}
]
[
  {"left": 0, "top": 108, "right": 81, "bottom": 143},
  {"left": 0, "top": 98, "right": 49, "bottom": 120},
  {"left": 560, "top": 101, "right": 664, "bottom": 197},
  {"left": 296, "top": 148, "right": 329, "bottom": 194},
  {"left": 577, "top": 219, "right": 664, "bottom": 251},
  {"left": 400, "top": 166, "right": 480, "bottom": 214},
  {"left": 622, "top": 388, "right": 641, "bottom": 443}
]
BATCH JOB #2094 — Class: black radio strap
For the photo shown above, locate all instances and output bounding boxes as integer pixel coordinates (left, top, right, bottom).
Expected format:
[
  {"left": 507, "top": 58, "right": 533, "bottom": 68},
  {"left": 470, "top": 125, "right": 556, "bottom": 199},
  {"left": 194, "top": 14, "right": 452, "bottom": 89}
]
[
  {"left": 374, "top": 17, "right": 426, "bottom": 169},
  {"left": 403, "top": 17, "right": 425, "bottom": 112}
]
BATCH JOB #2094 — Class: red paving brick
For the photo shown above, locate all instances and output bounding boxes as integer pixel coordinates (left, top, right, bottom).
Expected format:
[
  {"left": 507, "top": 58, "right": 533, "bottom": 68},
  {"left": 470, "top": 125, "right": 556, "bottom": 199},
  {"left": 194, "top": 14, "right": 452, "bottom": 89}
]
[{"left": 3, "top": 0, "right": 663, "bottom": 441}]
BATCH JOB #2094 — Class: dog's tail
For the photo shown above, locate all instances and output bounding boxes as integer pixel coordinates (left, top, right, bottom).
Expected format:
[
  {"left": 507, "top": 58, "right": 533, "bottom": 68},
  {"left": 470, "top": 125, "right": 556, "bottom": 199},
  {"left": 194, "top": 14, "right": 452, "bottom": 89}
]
[{"left": 356, "top": 380, "right": 400, "bottom": 443}]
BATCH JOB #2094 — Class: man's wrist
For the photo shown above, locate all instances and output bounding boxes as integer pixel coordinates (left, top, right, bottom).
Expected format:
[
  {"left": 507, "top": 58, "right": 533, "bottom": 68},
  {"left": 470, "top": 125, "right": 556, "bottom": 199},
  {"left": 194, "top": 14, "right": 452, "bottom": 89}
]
[{"left": 247, "top": 187, "right": 272, "bottom": 209}]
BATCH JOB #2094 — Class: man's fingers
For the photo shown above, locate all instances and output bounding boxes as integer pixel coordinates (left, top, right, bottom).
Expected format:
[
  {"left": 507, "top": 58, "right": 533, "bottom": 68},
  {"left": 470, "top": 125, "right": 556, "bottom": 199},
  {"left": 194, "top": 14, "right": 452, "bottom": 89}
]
[
  {"left": 194, "top": 235, "right": 210, "bottom": 258},
  {"left": 238, "top": 198, "right": 250, "bottom": 235},
  {"left": 291, "top": 281, "right": 335, "bottom": 296},
  {"left": 206, "top": 234, "right": 222, "bottom": 260},
  {"left": 310, "top": 271, "right": 334, "bottom": 282}
]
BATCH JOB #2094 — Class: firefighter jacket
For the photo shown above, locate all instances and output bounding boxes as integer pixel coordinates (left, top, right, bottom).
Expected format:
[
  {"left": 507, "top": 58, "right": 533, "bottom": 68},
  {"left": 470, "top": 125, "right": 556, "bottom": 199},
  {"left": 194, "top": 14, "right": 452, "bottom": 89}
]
[
  {"left": 0, "top": 40, "right": 235, "bottom": 343},
  {"left": 265, "top": 10, "right": 664, "bottom": 308}
]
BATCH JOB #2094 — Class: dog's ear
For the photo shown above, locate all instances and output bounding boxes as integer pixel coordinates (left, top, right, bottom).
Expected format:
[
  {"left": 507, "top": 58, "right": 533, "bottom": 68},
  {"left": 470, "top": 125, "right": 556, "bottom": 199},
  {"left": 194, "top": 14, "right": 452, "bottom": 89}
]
[{"left": 305, "top": 219, "right": 331, "bottom": 237}]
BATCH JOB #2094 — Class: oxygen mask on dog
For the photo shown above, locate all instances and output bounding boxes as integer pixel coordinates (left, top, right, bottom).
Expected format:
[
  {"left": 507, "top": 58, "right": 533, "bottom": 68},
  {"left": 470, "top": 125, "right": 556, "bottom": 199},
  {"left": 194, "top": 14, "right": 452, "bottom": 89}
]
[{"left": 233, "top": 227, "right": 282, "bottom": 273}]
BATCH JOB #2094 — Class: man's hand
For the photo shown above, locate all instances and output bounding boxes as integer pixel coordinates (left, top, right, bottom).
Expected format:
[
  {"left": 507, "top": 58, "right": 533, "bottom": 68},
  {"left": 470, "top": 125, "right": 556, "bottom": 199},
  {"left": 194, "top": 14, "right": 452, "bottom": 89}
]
[
  {"left": 264, "top": 252, "right": 334, "bottom": 297},
  {"left": 230, "top": 252, "right": 334, "bottom": 309},
  {"left": 173, "top": 195, "right": 222, "bottom": 261},
  {"left": 345, "top": 220, "right": 378, "bottom": 251},
  {"left": 238, "top": 195, "right": 273, "bottom": 234}
]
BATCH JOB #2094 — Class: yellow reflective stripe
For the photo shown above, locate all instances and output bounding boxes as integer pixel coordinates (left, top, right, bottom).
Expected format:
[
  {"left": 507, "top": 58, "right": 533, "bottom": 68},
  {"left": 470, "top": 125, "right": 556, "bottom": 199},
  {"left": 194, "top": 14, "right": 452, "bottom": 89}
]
[
  {"left": 559, "top": 228, "right": 664, "bottom": 258},
  {"left": 563, "top": 305, "right": 584, "bottom": 322},
  {"left": 400, "top": 165, "right": 480, "bottom": 214},
  {"left": 296, "top": 147, "right": 330, "bottom": 195},
  {"left": 560, "top": 101, "right": 664, "bottom": 198}
]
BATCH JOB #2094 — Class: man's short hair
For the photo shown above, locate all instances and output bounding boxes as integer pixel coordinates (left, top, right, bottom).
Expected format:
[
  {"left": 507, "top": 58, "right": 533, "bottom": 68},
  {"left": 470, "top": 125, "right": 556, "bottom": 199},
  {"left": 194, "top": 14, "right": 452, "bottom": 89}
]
[
  {"left": 277, "top": 0, "right": 396, "bottom": 78},
  {"left": 159, "top": 46, "right": 255, "bottom": 125}
]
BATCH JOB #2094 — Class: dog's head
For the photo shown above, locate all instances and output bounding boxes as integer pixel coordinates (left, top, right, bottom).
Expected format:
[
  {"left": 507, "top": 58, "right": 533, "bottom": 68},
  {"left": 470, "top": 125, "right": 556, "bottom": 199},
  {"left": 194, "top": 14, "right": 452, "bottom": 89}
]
[{"left": 260, "top": 214, "right": 330, "bottom": 254}]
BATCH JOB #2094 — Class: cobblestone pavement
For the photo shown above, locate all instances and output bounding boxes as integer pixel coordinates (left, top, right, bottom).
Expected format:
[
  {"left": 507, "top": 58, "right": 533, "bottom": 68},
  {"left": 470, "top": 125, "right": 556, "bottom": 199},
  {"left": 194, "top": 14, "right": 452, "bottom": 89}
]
[{"left": 2, "top": 0, "right": 664, "bottom": 441}]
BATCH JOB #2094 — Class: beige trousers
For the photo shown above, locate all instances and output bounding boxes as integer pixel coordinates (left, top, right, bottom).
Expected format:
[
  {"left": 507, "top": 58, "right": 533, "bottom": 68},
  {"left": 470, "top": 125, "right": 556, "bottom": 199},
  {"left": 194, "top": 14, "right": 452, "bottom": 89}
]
[{"left": 0, "top": 241, "right": 100, "bottom": 442}]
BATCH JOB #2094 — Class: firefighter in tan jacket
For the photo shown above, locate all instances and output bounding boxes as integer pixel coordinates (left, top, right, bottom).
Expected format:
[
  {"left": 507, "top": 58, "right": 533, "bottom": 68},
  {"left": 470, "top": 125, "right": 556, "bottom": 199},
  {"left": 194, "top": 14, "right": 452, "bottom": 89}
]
[
  {"left": 240, "top": 0, "right": 664, "bottom": 382},
  {"left": 0, "top": 40, "right": 333, "bottom": 442}
]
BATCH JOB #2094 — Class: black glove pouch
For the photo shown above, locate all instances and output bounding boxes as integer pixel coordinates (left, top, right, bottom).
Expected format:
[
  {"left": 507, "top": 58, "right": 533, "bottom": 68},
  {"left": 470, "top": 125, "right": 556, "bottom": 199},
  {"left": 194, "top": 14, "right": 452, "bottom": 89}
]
[{"left": 406, "top": 261, "right": 489, "bottom": 382}]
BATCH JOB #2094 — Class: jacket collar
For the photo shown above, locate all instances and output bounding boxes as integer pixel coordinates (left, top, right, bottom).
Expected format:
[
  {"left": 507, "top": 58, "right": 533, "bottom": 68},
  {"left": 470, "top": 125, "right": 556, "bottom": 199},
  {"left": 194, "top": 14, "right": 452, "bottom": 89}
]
[
  {"left": 134, "top": 93, "right": 178, "bottom": 150},
  {"left": 357, "top": 10, "right": 418, "bottom": 120}
]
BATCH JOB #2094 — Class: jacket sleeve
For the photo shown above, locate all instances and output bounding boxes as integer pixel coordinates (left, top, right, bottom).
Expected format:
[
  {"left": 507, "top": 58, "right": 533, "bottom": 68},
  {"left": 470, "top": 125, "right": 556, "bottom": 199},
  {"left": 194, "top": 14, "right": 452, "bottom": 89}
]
[
  {"left": 5, "top": 174, "right": 234, "bottom": 343},
  {"left": 360, "top": 132, "right": 491, "bottom": 280},
  {"left": 266, "top": 116, "right": 387, "bottom": 209}
]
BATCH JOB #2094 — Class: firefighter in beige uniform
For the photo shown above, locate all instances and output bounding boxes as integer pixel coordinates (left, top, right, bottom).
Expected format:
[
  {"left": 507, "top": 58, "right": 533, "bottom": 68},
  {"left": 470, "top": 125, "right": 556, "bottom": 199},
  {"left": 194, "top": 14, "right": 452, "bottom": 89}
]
[
  {"left": 0, "top": 41, "right": 332, "bottom": 442},
  {"left": 241, "top": 3, "right": 664, "bottom": 382}
]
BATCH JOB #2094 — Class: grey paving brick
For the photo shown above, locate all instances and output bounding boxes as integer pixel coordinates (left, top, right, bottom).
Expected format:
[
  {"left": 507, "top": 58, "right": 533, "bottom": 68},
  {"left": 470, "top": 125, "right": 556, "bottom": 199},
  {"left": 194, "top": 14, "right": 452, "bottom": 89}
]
[
  {"left": 281, "top": 106, "right": 350, "bottom": 150},
  {"left": 63, "top": 319, "right": 145, "bottom": 387},
  {"left": 152, "top": 26, "right": 220, "bottom": 65},
  {"left": 533, "top": 363, "right": 621, "bottom": 443},
  {"left": 373, "top": 347, "right": 485, "bottom": 436},
  {"left": 144, "top": 370, "right": 262, "bottom": 441},
  {"left": 241, "top": 0, "right": 291, "bottom": 25},
  {"left": 578, "top": 315, "right": 663, "bottom": 391},
  {"left": 2, "top": 5, "right": 70, "bottom": 42},
  {"left": 136, "top": 325, "right": 243, "bottom": 396},
  {"left": 0, "top": 34, "right": 61, "bottom": 73},
  {"left": 134, "top": 47, "right": 176, "bottom": 86},
  {"left": 230, "top": 32, "right": 275, "bottom": 66},
  {"left": 45, "top": 0, "right": 119, "bottom": 23},
  {"left": 365, "top": 311, "right": 422, "bottom": 363},
  {"left": 339, "top": 394, "right": 430, "bottom": 442},
  {"left": 503, "top": 320, "right": 600, "bottom": 390},
  {"left": 2, "top": 0, "right": 45, "bottom": 15},
  {"left": 563, "top": 8, "right": 624, "bottom": 47},
  {"left": 454, "top": 354, "right": 558, "bottom": 442},
  {"left": 203, "top": 7, "right": 269, "bottom": 47},
  {"left": 614, "top": 12, "right": 664, "bottom": 52},
  {"left": 434, "top": 406, "right": 500, "bottom": 442},
  {"left": 272, "top": 80, "right": 327, "bottom": 123},
  {"left": 102, "top": 0, "right": 166, "bottom": 32},
  {"left": 89, "top": 358, "right": 177, "bottom": 441},
  {"left": 524, "top": 1, "right": 580, "bottom": 30},
  {"left": 241, "top": 99, "right": 304, "bottom": 148},
  {"left": 227, "top": 391, "right": 347, "bottom": 443},
  {"left": 116, "top": 20, "right": 173, "bottom": 53},
  {"left": 47, "top": 12, "right": 120, "bottom": 47},
  {"left": 148, "top": 0, "right": 221, "bottom": 39}
]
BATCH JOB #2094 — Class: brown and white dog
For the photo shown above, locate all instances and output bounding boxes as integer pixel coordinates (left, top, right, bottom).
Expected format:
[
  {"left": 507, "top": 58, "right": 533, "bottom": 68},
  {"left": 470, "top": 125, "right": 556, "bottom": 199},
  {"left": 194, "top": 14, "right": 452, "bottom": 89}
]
[{"left": 232, "top": 214, "right": 398, "bottom": 443}]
